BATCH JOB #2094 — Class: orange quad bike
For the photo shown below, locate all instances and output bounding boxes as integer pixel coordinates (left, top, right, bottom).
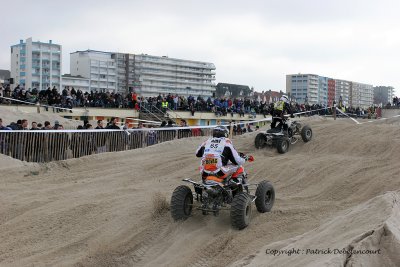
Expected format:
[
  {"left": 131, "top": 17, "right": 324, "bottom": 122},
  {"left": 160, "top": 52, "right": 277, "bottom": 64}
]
[{"left": 170, "top": 154, "right": 275, "bottom": 230}]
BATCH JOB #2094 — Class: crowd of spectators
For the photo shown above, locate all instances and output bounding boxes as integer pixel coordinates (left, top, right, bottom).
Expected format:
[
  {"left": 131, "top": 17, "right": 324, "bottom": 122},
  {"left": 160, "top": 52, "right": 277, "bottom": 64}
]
[
  {"left": 0, "top": 84, "right": 132, "bottom": 111},
  {"left": 1, "top": 84, "right": 397, "bottom": 118},
  {"left": 0, "top": 115, "right": 259, "bottom": 162}
]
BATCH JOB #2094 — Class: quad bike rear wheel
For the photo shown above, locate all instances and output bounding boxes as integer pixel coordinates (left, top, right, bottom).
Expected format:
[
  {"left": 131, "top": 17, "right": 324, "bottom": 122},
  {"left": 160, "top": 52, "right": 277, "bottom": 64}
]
[
  {"left": 171, "top": 185, "right": 193, "bottom": 221},
  {"left": 255, "top": 133, "right": 267, "bottom": 149},
  {"left": 277, "top": 137, "right": 290, "bottom": 154},
  {"left": 230, "top": 192, "right": 252, "bottom": 230},
  {"left": 255, "top": 181, "right": 275, "bottom": 213},
  {"left": 301, "top": 125, "right": 312, "bottom": 142}
]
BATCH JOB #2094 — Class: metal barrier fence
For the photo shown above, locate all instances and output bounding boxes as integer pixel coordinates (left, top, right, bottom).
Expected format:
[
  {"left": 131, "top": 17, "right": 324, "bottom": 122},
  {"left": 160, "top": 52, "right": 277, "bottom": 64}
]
[{"left": 0, "top": 121, "right": 268, "bottom": 162}]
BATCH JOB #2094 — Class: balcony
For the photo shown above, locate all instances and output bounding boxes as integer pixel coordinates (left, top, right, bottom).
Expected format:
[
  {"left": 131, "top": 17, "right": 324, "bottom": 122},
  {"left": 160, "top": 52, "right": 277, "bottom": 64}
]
[
  {"left": 136, "top": 63, "right": 216, "bottom": 75},
  {"left": 140, "top": 81, "right": 214, "bottom": 91},
  {"left": 142, "top": 76, "right": 214, "bottom": 86},
  {"left": 135, "top": 56, "right": 215, "bottom": 70},
  {"left": 140, "top": 69, "right": 215, "bottom": 80}
]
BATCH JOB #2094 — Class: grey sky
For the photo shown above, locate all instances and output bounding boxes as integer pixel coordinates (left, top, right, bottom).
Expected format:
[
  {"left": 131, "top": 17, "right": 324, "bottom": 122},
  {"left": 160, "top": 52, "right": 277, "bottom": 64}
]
[{"left": 1, "top": 0, "right": 399, "bottom": 94}]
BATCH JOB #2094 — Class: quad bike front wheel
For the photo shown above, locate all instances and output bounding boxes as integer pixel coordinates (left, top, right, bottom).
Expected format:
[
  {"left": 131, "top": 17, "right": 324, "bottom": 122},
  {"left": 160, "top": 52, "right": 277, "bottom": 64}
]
[
  {"left": 277, "top": 137, "right": 290, "bottom": 154},
  {"left": 301, "top": 125, "right": 312, "bottom": 142},
  {"left": 255, "top": 133, "right": 267, "bottom": 149},
  {"left": 171, "top": 185, "right": 193, "bottom": 221},
  {"left": 231, "top": 192, "right": 252, "bottom": 230},
  {"left": 255, "top": 181, "right": 275, "bottom": 213}
]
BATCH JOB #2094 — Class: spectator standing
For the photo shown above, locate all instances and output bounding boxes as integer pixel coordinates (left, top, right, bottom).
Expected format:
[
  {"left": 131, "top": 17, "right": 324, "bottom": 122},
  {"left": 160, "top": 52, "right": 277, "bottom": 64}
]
[
  {"left": 178, "top": 119, "right": 191, "bottom": 139},
  {"left": 44, "top": 121, "right": 52, "bottom": 130},
  {"left": 173, "top": 95, "right": 178, "bottom": 110},
  {"left": 0, "top": 118, "right": 11, "bottom": 155},
  {"left": 161, "top": 98, "right": 168, "bottom": 112},
  {"left": 30, "top": 122, "right": 39, "bottom": 130},
  {"left": 147, "top": 126, "right": 158, "bottom": 146},
  {"left": 0, "top": 84, "right": 4, "bottom": 99},
  {"left": 95, "top": 120, "right": 104, "bottom": 129},
  {"left": 21, "top": 119, "right": 29, "bottom": 130},
  {"left": 53, "top": 120, "right": 60, "bottom": 130},
  {"left": 131, "top": 91, "right": 138, "bottom": 107},
  {"left": 0, "top": 118, "right": 6, "bottom": 130},
  {"left": 106, "top": 117, "right": 123, "bottom": 152},
  {"left": 95, "top": 120, "right": 107, "bottom": 153},
  {"left": 106, "top": 117, "right": 120, "bottom": 129}
]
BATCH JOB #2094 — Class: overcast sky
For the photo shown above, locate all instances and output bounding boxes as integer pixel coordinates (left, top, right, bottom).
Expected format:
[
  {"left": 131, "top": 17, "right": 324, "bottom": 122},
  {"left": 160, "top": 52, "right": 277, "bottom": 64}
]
[{"left": 1, "top": 0, "right": 399, "bottom": 94}]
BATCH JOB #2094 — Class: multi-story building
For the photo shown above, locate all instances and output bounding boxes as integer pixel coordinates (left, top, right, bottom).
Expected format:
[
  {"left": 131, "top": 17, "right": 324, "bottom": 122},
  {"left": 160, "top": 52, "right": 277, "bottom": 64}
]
[
  {"left": 318, "top": 76, "right": 328, "bottom": 106},
  {"left": 334, "top": 79, "right": 351, "bottom": 105},
  {"left": 286, "top": 74, "right": 321, "bottom": 105},
  {"left": 10, "top": 38, "right": 62, "bottom": 90},
  {"left": 327, "top": 79, "right": 336, "bottom": 106},
  {"left": 70, "top": 51, "right": 216, "bottom": 97},
  {"left": 61, "top": 74, "right": 90, "bottom": 93},
  {"left": 287, "top": 74, "right": 375, "bottom": 107},
  {"left": 70, "top": 50, "right": 117, "bottom": 93},
  {"left": 350, "top": 82, "right": 373, "bottom": 107},
  {"left": 373, "top": 86, "right": 394, "bottom": 105},
  {"left": 111, "top": 53, "right": 135, "bottom": 93},
  {"left": 131, "top": 54, "right": 216, "bottom": 97}
]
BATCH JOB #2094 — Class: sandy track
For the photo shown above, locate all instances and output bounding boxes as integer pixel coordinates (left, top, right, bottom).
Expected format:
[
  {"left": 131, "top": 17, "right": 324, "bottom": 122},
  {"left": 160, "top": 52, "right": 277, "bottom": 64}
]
[{"left": 1, "top": 117, "right": 400, "bottom": 266}]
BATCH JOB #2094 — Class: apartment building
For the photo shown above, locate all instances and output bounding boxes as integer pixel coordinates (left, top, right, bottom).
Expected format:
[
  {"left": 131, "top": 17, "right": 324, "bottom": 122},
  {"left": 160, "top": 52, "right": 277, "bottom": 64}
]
[
  {"left": 373, "top": 86, "right": 394, "bottom": 105},
  {"left": 70, "top": 51, "right": 216, "bottom": 97},
  {"left": 327, "top": 79, "right": 336, "bottom": 106},
  {"left": 10, "top": 38, "right": 62, "bottom": 90},
  {"left": 111, "top": 53, "right": 135, "bottom": 93},
  {"left": 61, "top": 74, "right": 90, "bottom": 92},
  {"left": 286, "top": 74, "right": 324, "bottom": 105},
  {"left": 334, "top": 79, "right": 351, "bottom": 105},
  {"left": 287, "top": 73, "right": 374, "bottom": 107},
  {"left": 70, "top": 50, "right": 117, "bottom": 93},
  {"left": 130, "top": 54, "right": 215, "bottom": 97},
  {"left": 350, "top": 82, "right": 373, "bottom": 107},
  {"left": 318, "top": 76, "right": 328, "bottom": 105}
]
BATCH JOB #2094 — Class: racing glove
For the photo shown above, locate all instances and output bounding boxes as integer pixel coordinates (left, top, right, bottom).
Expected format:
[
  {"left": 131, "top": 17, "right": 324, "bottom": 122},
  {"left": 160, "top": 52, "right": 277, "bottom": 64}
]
[{"left": 241, "top": 154, "right": 254, "bottom": 162}]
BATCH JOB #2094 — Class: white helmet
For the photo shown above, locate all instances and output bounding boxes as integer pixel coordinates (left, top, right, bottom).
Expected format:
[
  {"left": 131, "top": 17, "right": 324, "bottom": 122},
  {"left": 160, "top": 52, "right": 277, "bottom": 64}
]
[{"left": 280, "top": 95, "right": 289, "bottom": 103}]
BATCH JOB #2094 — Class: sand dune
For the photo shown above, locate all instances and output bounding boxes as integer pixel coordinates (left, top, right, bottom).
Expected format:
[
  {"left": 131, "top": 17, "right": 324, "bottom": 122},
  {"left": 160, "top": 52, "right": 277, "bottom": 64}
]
[
  {"left": 232, "top": 191, "right": 400, "bottom": 267},
  {"left": 0, "top": 117, "right": 400, "bottom": 266}
]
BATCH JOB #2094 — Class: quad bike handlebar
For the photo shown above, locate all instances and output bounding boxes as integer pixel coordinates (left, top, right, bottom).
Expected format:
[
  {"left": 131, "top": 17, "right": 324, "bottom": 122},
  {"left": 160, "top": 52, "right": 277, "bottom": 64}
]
[{"left": 283, "top": 114, "right": 295, "bottom": 118}]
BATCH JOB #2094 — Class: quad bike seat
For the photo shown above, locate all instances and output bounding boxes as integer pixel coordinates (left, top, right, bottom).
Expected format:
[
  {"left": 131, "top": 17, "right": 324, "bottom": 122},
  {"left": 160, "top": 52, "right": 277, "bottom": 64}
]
[
  {"left": 204, "top": 166, "right": 245, "bottom": 184},
  {"left": 267, "top": 127, "right": 283, "bottom": 134}
]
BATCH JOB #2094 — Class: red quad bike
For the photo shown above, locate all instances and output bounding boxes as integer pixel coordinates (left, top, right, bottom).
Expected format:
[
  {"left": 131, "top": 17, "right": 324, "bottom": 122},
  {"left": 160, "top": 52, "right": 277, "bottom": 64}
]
[{"left": 170, "top": 155, "right": 275, "bottom": 230}]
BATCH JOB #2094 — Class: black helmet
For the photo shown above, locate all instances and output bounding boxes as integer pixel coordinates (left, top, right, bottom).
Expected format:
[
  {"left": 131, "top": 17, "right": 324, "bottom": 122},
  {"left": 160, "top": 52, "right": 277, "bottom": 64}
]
[{"left": 213, "top": 125, "right": 229, "bottom": 138}]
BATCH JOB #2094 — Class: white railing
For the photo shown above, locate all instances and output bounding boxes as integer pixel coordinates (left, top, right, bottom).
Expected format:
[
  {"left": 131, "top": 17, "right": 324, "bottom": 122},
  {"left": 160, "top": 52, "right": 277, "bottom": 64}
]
[{"left": 0, "top": 121, "right": 269, "bottom": 162}]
